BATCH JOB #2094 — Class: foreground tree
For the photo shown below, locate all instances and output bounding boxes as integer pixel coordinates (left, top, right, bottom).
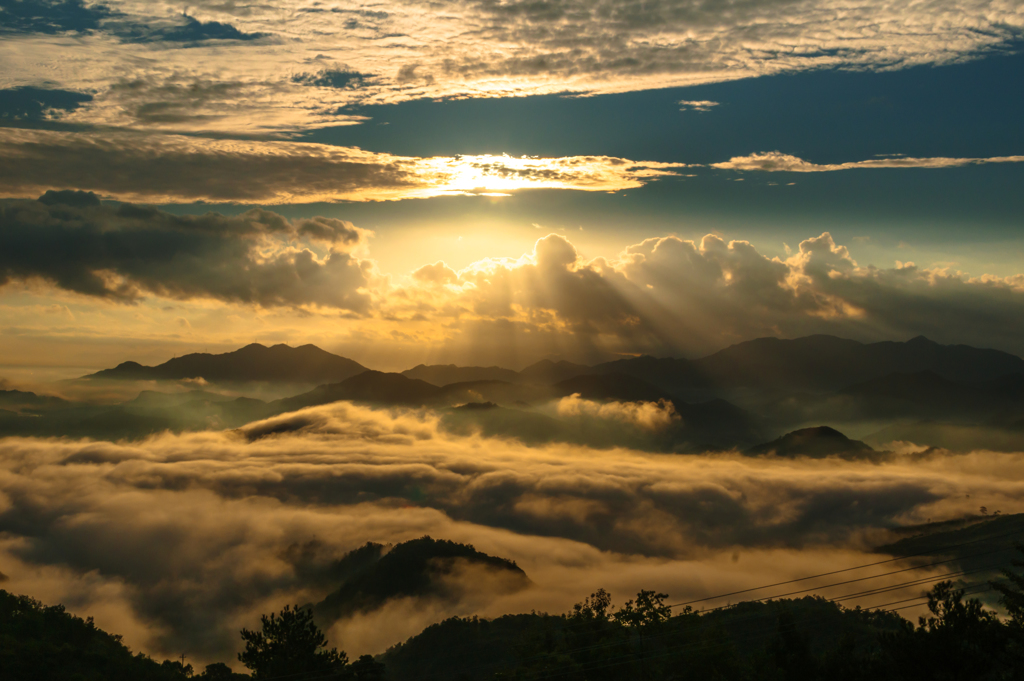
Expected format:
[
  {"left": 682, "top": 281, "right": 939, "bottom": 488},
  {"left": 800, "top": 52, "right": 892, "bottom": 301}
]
[
  {"left": 880, "top": 581, "right": 1006, "bottom": 681},
  {"left": 239, "top": 604, "right": 349, "bottom": 680},
  {"left": 613, "top": 590, "right": 672, "bottom": 681}
]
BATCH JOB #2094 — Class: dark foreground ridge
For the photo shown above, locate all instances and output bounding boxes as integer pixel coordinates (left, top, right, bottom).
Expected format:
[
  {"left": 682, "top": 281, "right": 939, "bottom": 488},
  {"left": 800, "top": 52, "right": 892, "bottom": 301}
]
[{"left": 5, "top": 535, "right": 1024, "bottom": 680}]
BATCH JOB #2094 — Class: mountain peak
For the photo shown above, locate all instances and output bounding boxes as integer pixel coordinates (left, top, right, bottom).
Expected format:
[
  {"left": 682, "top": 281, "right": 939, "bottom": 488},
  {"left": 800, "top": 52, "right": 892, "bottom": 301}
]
[
  {"left": 747, "top": 426, "right": 876, "bottom": 459},
  {"left": 85, "top": 343, "right": 366, "bottom": 384}
]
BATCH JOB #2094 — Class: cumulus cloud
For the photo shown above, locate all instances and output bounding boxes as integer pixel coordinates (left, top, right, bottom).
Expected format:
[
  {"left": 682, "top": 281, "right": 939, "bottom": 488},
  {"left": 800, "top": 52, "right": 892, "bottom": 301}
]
[
  {"left": 0, "top": 194, "right": 375, "bottom": 311},
  {"left": 0, "top": 129, "right": 685, "bottom": 204},
  {"left": 383, "top": 230, "right": 1024, "bottom": 363},
  {"left": 0, "top": 401, "right": 1020, "bottom": 663},
  {"left": 712, "top": 151, "right": 1024, "bottom": 172},
  {"left": 5, "top": 201, "right": 1024, "bottom": 364}
]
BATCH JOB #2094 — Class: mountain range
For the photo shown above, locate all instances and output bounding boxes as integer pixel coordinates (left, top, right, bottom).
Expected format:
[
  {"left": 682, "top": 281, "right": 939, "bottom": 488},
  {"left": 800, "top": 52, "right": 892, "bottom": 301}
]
[
  {"left": 81, "top": 334, "right": 1024, "bottom": 396},
  {"left": 2, "top": 334, "right": 1022, "bottom": 453}
]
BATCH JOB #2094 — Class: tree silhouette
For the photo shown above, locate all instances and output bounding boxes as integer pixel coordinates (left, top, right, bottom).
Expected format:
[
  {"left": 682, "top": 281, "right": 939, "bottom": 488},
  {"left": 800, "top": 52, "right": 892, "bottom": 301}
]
[
  {"left": 350, "top": 654, "right": 387, "bottom": 680},
  {"left": 239, "top": 604, "right": 349, "bottom": 680},
  {"left": 992, "top": 543, "right": 1024, "bottom": 677},
  {"left": 613, "top": 590, "right": 672, "bottom": 680},
  {"left": 881, "top": 580, "right": 1005, "bottom": 681}
]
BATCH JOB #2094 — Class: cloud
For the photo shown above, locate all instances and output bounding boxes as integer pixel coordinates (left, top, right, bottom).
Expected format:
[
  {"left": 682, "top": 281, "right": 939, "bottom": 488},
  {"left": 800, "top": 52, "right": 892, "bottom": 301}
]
[
  {"left": 678, "top": 100, "right": 719, "bottom": 112},
  {"left": 2, "top": 0, "right": 1023, "bottom": 133},
  {"left": 0, "top": 196, "right": 376, "bottom": 311},
  {"left": 1, "top": 401, "right": 1021, "bottom": 662},
  {"left": 118, "top": 13, "right": 266, "bottom": 43},
  {"left": 292, "top": 69, "right": 378, "bottom": 90},
  {"left": 387, "top": 230, "right": 1024, "bottom": 363},
  {"left": 0, "top": 129, "right": 686, "bottom": 203},
  {"left": 5, "top": 203, "right": 1024, "bottom": 367},
  {"left": 711, "top": 151, "right": 1024, "bottom": 172},
  {"left": 556, "top": 393, "right": 679, "bottom": 431}
]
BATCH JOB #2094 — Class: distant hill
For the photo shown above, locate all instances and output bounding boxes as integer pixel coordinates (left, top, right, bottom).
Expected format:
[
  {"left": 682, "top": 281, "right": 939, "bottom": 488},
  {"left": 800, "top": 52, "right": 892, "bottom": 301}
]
[
  {"left": 276, "top": 371, "right": 441, "bottom": 411},
  {"left": 518, "top": 359, "right": 594, "bottom": 385},
  {"left": 747, "top": 426, "right": 876, "bottom": 459},
  {"left": 313, "top": 537, "right": 530, "bottom": 624},
  {"left": 876, "top": 512, "right": 1024, "bottom": 578},
  {"left": 591, "top": 355, "right": 708, "bottom": 395},
  {"left": 0, "top": 389, "right": 70, "bottom": 413},
  {"left": 85, "top": 343, "right": 367, "bottom": 384},
  {"left": 402, "top": 364, "right": 521, "bottom": 386},
  {"left": 553, "top": 372, "right": 673, "bottom": 403},
  {"left": 435, "top": 380, "right": 555, "bottom": 408},
  {"left": 694, "top": 335, "right": 1024, "bottom": 392},
  {"left": 840, "top": 370, "right": 986, "bottom": 420}
]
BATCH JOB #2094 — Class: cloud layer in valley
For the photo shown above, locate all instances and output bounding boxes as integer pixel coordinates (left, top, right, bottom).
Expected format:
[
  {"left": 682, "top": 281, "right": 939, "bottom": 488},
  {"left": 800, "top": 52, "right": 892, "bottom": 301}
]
[{"left": 1, "top": 400, "right": 1021, "bottom": 663}]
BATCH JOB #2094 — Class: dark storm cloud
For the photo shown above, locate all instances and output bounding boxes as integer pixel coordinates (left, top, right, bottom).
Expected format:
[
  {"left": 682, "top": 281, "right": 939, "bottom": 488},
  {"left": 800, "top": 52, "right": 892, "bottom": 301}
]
[{"left": 0, "top": 195, "right": 374, "bottom": 311}]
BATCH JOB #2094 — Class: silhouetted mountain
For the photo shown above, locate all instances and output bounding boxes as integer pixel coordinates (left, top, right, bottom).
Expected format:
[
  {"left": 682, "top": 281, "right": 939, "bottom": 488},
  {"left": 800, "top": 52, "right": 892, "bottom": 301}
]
[
  {"left": 841, "top": 370, "right": 984, "bottom": 419},
  {"left": 434, "top": 380, "right": 556, "bottom": 408},
  {"left": 694, "top": 335, "right": 1024, "bottom": 392},
  {"left": 0, "top": 389, "right": 70, "bottom": 413},
  {"left": 747, "top": 426, "right": 876, "bottom": 459},
  {"left": 553, "top": 372, "right": 673, "bottom": 403},
  {"left": 276, "top": 371, "right": 441, "bottom": 411},
  {"left": 85, "top": 343, "right": 366, "bottom": 384},
  {"left": 876, "top": 512, "right": 1024, "bottom": 577},
  {"left": 0, "top": 589, "right": 202, "bottom": 680},
  {"left": 440, "top": 404, "right": 570, "bottom": 444},
  {"left": 518, "top": 359, "right": 594, "bottom": 385},
  {"left": 402, "top": 364, "right": 521, "bottom": 386},
  {"left": 313, "top": 537, "right": 530, "bottom": 624},
  {"left": 592, "top": 355, "right": 708, "bottom": 395},
  {"left": 675, "top": 398, "right": 765, "bottom": 451}
]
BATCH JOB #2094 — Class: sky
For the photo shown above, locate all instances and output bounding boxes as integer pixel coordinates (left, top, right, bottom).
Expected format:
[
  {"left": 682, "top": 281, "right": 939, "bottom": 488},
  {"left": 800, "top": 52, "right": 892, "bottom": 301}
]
[
  {"left": 4, "top": 2, "right": 1024, "bottom": 667},
  {"left": 2, "top": 0, "right": 1024, "bottom": 375}
]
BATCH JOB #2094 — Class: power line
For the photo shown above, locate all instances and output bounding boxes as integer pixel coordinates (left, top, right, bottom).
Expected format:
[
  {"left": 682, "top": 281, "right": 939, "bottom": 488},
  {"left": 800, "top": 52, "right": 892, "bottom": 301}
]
[{"left": 667, "top": 526, "right": 1024, "bottom": 609}]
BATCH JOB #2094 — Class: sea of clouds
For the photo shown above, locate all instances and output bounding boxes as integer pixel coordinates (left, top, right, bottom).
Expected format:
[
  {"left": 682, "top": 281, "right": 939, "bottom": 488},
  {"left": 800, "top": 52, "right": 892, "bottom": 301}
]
[{"left": 1, "top": 399, "right": 1021, "bottom": 664}]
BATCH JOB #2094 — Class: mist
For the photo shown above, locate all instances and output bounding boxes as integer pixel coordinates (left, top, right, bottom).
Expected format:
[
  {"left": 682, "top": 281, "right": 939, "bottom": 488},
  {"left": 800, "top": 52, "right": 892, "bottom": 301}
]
[{"left": 1, "top": 399, "right": 1021, "bottom": 665}]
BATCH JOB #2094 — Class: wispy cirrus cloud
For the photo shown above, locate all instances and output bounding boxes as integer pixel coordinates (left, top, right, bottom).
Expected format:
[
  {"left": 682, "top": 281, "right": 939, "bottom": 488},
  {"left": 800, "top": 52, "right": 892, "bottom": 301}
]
[{"left": 711, "top": 151, "right": 1024, "bottom": 173}]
